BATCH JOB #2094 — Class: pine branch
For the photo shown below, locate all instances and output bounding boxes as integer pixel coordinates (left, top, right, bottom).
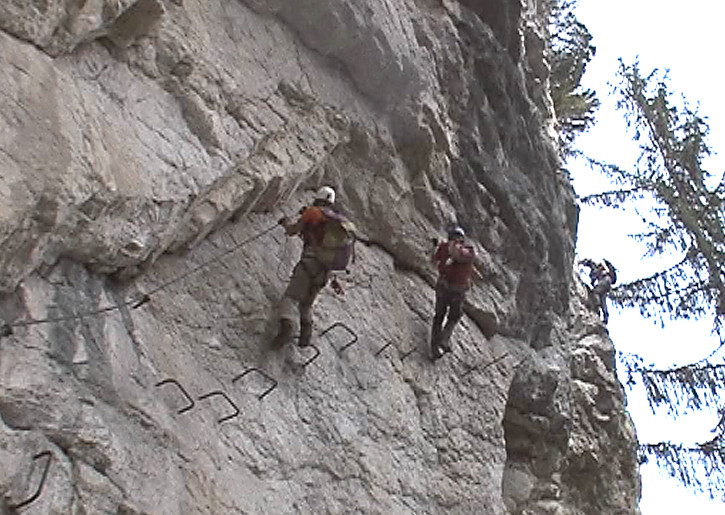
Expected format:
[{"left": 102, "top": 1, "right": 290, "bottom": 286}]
[
  {"left": 578, "top": 187, "right": 649, "bottom": 208},
  {"left": 619, "top": 348, "right": 725, "bottom": 417},
  {"left": 640, "top": 440, "right": 725, "bottom": 499},
  {"left": 610, "top": 256, "right": 696, "bottom": 307},
  {"left": 582, "top": 155, "right": 642, "bottom": 187}
]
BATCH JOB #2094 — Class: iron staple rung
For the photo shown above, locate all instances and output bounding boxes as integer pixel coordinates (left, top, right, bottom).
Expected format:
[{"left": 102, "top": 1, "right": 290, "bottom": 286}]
[
  {"left": 155, "top": 378, "right": 195, "bottom": 414},
  {"left": 232, "top": 368, "right": 278, "bottom": 400},
  {"left": 197, "top": 391, "right": 240, "bottom": 424},
  {"left": 299, "top": 343, "right": 321, "bottom": 367},
  {"left": 8, "top": 451, "right": 53, "bottom": 510},
  {"left": 319, "top": 322, "right": 358, "bottom": 353}
]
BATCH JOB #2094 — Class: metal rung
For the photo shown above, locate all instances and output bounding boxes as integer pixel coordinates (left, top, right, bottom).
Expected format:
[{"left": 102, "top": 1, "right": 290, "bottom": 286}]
[
  {"left": 131, "top": 293, "right": 151, "bottom": 309},
  {"left": 299, "top": 343, "right": 321, "bottom": 368},
  {"left": 8, "top": 451, "right": 52, "bottom": 510},
  {"left": 319, "top": 322, "right": 358, "bottom": 353},
  {"left": 232, "top": 368, "right": 278, "bottom": 400},
  {"left": 462, "top": 352, "right": 510, "bottom": 377},
  {"left": 400, "top": 347, "right": 418, "bottom": 361},
  {"left": 155, "top": 378, "right": 195, "bottom": 414},
  {"left": 374, "top": 341, "right": 394, "bottom": 357},
  {"left": 197, "top": 391, "right": 240, "bottom": 424}
]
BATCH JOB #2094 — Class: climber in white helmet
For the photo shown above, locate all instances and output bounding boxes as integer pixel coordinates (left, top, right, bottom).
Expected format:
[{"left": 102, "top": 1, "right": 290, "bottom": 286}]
[{"left": 273, "top": 186, "right": 355, "bottom": 348}]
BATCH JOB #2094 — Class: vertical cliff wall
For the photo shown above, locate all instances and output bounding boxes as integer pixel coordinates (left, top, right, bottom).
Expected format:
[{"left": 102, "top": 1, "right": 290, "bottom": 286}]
[{"left": 0, "top": 1, "right": 640, "bottom": 513}]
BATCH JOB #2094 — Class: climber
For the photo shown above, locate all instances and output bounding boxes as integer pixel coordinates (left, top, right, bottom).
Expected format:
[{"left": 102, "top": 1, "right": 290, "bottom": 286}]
[
  {"left": 579, "top": 258, "right": 616, "bottom": 324},
  {"left": 272, "top": 186, "right": 354, "bottom": 348},
  {"left": 430, "top": 225, "right": 476, "bottom": 360}
]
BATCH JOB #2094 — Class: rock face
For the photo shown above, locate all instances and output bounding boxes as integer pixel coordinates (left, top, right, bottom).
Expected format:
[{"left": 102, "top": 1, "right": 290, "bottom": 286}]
[{"left": 0, "top": 1, "right": 640, "bottom": 514}]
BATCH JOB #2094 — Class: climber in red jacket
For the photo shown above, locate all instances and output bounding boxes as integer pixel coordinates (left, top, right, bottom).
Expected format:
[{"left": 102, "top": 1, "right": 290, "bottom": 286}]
[{"left": 430, "top": 226, "right": 476, "bottom": 360}]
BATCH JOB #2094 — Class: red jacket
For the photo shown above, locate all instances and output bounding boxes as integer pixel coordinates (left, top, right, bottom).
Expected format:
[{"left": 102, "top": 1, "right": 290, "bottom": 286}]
[{"left": 434, "top": 240, "right": 475, "bottom": 290}]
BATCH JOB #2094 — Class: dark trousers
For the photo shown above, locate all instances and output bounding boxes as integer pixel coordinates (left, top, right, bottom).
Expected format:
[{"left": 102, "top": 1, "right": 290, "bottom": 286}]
[
  {"left": 431, "top": 283, "right": 465, "bottom": 351},
  {"left": 590, "top": 276, "right": 612, "bottom": 323}
]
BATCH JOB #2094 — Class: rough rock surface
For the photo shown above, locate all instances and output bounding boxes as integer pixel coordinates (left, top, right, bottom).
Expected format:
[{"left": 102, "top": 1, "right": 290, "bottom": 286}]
[{"left": 0, "top": 1, "right": 640, "bottom": 514}]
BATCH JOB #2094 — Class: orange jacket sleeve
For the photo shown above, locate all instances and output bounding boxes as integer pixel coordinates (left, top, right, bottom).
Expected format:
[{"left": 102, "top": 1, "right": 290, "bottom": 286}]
[{"left": 299, "top": 206, "right": 324, "bottom": 225}]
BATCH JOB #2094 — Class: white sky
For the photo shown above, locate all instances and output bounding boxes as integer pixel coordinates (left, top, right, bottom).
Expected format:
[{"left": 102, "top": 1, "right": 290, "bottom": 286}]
[{"left": 568, "top": 0, "right": 725, "bottom": 513}]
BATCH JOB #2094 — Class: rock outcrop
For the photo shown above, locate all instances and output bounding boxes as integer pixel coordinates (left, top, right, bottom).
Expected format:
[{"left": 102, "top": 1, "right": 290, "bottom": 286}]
[{"left": 0, "top": 1, "right": 640, "bottom": 513}]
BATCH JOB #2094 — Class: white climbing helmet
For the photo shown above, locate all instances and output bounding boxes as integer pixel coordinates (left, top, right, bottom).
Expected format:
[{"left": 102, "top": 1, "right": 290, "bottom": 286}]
[
  {"left": 316, "top": 185, "right": 336, "bottom": 204},
  {"left": 448, "top": 226, "right": 465, "bottom": 240}
]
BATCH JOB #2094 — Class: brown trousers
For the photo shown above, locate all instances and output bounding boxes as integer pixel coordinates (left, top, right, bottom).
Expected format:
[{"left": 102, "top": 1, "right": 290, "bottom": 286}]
[{"left": 278, "top": 255, "right": 329, "bottom": 329}]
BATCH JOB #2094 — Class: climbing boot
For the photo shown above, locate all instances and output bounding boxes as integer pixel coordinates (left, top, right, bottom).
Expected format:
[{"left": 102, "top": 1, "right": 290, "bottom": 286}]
[
  {"left": 298, "top": 321, "right": 312, "bottom": 348},
  {"left": 430, "top": 329, "right": 443, "bottom": 360},
  {"left": 271, "top": 318, "right": 294, "bottom": 349},
  {"left": 431, "top": 344, "right": 445, "bottom": 361},
  {"left": 439, "top": 325, "right": 454, "bottom": 354}
]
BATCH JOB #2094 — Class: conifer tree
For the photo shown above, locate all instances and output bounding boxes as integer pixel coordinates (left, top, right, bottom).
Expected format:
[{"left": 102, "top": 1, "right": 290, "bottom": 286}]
[
  {"left": 548, "top": 0, "right": 600, "bottom": 154},
  {"left": 581, "top": 60, "right": 725, "bottom": 498}
]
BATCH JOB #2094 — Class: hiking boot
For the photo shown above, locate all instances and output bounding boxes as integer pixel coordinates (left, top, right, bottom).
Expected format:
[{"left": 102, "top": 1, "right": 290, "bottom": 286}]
[
  {"left": 298, "top": 322, "right": 312, "bottom": 348},
  {"left": 271, "top": 319, "right": 294, "bottom": 349},
  {"left": 431, "top": 344, "right": 445, "bottom": 360},
  {"left": 439, "top": 327, "right": 454, "bottom": 353}
]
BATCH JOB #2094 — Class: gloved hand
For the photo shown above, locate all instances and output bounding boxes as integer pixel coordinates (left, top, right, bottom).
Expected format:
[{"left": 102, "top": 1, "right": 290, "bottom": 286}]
[
  {"left": 431, "top": 237, "right": 439, "bottom": 247},
  {"left": 331, "top": 278, "right": 345, "bottom": 295},
  {"left": 278, "top": 216, "right": 288, "bottom": 226}
]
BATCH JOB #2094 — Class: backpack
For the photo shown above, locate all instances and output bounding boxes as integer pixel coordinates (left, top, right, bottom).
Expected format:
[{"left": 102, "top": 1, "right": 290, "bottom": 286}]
[
  {"left": 603, "top": 259, "right": 617, "bottom": 285},
  {"left": 316, "top": 207, "right": 357, "bottom": 271}
]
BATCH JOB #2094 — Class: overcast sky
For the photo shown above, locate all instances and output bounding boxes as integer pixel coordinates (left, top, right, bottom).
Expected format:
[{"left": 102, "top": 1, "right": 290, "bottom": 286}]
[{"left": 568, "top": 0, "right": 725, "bottom": 513}]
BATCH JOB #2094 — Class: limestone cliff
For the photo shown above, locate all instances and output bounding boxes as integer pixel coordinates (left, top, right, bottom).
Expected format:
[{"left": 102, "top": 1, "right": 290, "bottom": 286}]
[{"left": 0, "top": 1, "right": 640, "bottom": 514}]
